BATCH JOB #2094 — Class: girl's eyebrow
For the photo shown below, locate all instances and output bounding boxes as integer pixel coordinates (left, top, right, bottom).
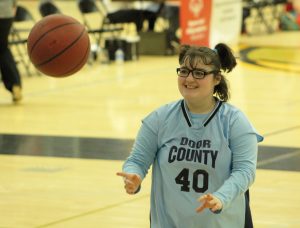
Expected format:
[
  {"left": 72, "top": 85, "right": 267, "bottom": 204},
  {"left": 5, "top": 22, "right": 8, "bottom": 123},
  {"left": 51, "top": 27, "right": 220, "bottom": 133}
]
[{"left": 180, "top": 66, "right": 212, "bottom": 71}]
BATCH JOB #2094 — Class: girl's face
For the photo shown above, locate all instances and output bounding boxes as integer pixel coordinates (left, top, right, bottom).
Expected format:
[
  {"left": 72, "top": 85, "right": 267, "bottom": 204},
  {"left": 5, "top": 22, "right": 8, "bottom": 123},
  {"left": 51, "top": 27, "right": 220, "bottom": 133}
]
[{"left": 177, "top": 58, "right": 220, "bottom": 103}]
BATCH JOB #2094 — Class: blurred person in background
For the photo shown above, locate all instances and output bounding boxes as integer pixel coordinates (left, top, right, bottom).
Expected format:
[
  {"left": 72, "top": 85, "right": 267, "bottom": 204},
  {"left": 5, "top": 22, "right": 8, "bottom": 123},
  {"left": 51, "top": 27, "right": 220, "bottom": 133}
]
[
  {"left": 280, "top": 0, "right": 300, "bottom": 30},
  {"left": 102, "top": 0, "right": 163, "bottom": 32},
  {"left": 0, "top": 0, "right": 22, "bottom": 103}
]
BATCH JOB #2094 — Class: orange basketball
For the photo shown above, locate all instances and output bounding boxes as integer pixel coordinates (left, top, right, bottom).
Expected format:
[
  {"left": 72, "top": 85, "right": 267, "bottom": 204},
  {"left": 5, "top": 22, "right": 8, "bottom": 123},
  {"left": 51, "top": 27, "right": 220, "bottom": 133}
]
[{"left": 27, "top": 14, "right": 90, "bottom": 77}]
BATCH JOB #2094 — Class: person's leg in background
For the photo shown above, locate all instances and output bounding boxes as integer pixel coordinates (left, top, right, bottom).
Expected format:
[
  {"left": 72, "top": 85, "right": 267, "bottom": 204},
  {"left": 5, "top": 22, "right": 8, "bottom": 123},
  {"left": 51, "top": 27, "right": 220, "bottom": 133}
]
[
  {"left": 242, "top": 6, "right": 251, "bottom": 34},
  {"left": 0, "top": 18, "right": 22, "bottom": 103},
  {"left": 142, "top": 10, "right": 157, "bottom": 31},
  {"left": 106, "top": 9, "right": 144, "bottom": 31},
  {"left": 163, "top": 5, "right": 179, "bottom": 41},
  {"left": 160, "top": 4, "right": 179, "bottom": 53}
]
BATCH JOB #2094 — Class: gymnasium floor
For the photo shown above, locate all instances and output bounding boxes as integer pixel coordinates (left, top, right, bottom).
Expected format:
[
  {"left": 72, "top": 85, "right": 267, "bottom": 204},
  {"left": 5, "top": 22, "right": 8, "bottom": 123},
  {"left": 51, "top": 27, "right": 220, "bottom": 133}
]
[{"left": 1, "top": 1, "right": 300, "bottom": 228}]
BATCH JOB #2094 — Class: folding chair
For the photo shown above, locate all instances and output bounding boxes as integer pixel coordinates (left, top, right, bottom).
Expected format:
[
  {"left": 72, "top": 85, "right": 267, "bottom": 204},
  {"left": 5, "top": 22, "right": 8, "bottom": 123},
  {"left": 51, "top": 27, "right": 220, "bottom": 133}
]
[
  {"left": 9, "top": 5, "right": 38, "bottom": 76},
  {"left": 78, "top": 0, "right": 124, "bottom": 40},
  {"left": 39, "top": 0, "right": 61, "bottom": 17},
  {"left": 77, "top": 0, "right": 123, "bottom": 62},
  {"left": 78, "top": 0, "right": 103, "bottom": 46},
  {"left": 98, "top": 0, "right": 165, "bottom": 33},
  {"left": 85, "top": 0, "right": 165, "bottom": 36}
]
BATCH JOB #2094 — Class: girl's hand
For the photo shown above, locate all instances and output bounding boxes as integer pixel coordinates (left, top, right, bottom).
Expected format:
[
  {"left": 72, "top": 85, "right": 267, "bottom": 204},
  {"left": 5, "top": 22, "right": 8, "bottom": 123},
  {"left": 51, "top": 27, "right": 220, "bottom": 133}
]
[
  {"left": 116, "top": 172, "right": 142, "bottom": 195},
  {"left": 196, "top": 193, "right": 223, "bottom": 213}
]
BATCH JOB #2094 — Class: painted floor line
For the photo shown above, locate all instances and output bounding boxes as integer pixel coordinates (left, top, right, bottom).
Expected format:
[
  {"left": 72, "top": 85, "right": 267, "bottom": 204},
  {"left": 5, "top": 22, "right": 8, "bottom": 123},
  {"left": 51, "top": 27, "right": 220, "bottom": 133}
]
[
  {"left": 257, "top": 150, "right": 300, "bottom": 167},
  {"left": 36, "top": 194, "right": 150, "bottom": 227}
]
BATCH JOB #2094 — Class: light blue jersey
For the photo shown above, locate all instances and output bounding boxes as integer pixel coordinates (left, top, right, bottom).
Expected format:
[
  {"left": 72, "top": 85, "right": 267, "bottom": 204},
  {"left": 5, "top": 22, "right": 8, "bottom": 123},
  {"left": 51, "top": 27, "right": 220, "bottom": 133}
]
[{"left": 123, "top": 99, "right": 263, "bottom": 228}]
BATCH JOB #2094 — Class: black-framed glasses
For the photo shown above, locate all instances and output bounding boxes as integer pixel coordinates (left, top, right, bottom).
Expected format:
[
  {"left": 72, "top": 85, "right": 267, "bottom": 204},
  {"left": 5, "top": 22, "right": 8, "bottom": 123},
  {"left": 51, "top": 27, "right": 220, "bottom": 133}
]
[{"left": 176, "top": 67, "right": 217, "bottom": 79}]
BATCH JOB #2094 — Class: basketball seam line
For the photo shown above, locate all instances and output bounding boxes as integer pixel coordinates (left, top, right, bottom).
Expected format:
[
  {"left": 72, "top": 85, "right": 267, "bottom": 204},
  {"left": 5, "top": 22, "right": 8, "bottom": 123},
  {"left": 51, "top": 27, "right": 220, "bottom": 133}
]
[
  {"left": 29, "top": 22, "right": 79, "bottom": 55},
  {"left": 36, "top": 27, "right": 86, "bottom": 67},
  {"left": 61, "top": 38, "right": 90, "bottom": 75}
]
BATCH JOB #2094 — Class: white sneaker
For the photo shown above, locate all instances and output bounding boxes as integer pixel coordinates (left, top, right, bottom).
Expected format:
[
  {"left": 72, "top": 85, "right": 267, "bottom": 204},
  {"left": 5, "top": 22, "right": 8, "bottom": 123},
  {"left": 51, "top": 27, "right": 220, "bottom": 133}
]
[{"left": 12, "top": 85, "right": 22, "bottom": 104}]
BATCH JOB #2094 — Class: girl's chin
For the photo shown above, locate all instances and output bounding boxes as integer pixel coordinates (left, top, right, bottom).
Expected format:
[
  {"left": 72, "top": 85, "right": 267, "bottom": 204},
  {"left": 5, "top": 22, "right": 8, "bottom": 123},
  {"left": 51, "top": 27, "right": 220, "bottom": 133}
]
[
  {"left": 182, "top": 88, "right": 198, "bottom": 95},
  {"left": 182, "top": 93, "right": 199, "bottom": 100}
]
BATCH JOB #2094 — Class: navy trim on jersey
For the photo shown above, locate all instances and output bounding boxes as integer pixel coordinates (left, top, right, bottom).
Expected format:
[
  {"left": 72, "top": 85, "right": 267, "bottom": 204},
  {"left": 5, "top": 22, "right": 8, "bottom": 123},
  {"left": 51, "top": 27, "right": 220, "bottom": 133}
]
[
  {"left": 203, "top": 101, "right": 223, "bottom": 127},
  {"left": 181, "top": 99, "right": 223, "bottom": 128},
  {"left": 181, "top": 100, "right": 192, "bottom": 127}
]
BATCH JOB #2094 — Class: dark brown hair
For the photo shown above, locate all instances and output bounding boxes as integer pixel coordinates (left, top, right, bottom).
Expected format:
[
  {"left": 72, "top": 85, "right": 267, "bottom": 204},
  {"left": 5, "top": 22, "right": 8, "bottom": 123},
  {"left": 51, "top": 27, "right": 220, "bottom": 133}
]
[{"left": 178, "top": 43, "right": 237, "bottom": 102}]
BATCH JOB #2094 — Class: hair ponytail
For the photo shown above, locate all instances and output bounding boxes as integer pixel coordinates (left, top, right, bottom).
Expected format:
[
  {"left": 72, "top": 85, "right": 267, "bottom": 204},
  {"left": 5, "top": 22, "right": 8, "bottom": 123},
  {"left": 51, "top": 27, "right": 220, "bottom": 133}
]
[
  {"left": 214, "top": 76, "right": 230, "bottom": 102},
  {"left": 214, "top": 43, "right": 237, "bottom": 73}
]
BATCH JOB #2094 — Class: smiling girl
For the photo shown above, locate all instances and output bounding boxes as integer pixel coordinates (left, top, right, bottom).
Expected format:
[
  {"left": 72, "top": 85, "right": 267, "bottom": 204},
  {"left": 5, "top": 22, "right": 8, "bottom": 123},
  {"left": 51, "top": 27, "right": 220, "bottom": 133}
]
[{"left": 117, "top": 43, "right": 263, "bottom": 228}]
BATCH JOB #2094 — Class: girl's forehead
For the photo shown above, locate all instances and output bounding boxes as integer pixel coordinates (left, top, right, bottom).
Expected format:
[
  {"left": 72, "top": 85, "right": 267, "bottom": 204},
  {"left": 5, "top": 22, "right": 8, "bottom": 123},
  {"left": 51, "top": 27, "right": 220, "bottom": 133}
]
[{"left": 182, "top": 56, "right": 211, "bottom": 68}]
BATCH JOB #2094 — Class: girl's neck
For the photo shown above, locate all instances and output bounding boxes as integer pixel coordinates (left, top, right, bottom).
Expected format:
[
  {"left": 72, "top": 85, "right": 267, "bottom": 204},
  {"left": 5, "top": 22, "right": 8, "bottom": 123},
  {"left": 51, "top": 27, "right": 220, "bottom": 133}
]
[{"left": 186, "top": 97, "right": 216, "bottom": 114}]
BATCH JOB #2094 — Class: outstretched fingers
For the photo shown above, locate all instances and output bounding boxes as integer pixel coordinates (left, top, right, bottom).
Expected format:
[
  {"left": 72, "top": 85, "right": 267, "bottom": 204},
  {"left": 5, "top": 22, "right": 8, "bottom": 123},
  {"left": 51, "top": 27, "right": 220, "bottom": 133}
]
[
  {"left": 116, "top": 172, "right": 130, "bottom": 179},
  {"left": 116, "top": 172, "right": 142, "bottom": 194},
  {"left": 196, "top": 194, "right": 222, "bottom": 213}
]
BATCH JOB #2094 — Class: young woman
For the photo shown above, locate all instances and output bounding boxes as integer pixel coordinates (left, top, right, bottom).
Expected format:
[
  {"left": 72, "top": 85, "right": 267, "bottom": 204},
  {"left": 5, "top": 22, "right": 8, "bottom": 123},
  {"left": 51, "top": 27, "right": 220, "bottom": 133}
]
[{"left": 117, "top": 43, "right": 263, "bottom": 228}]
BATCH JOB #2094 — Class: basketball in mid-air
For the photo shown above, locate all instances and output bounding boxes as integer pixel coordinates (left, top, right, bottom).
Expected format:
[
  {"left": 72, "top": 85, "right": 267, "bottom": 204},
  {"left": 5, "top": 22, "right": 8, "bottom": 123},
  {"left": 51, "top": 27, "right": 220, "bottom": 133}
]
[{"left": 27, "top": 14, "right": 90, "bottom": 77}]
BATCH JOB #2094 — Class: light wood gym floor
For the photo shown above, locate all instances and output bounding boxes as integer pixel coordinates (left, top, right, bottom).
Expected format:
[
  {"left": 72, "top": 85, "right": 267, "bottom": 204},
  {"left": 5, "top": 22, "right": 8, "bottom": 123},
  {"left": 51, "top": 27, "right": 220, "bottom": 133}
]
[{"left": 0, "top": 1, "right": 300, "bottom": 227}]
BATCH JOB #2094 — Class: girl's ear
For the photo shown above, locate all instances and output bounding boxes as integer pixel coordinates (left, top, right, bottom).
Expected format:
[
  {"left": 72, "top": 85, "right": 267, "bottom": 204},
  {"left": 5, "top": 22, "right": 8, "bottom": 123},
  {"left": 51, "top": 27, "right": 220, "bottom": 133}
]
[{"left": 214, "top": 73, "right": 221, "bottom": 86}]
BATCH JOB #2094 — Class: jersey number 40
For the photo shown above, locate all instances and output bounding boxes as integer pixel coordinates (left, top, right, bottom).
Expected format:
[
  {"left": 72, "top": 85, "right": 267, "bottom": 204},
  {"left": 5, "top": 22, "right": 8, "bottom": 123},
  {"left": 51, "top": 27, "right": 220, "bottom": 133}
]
[{"left": 175, "top": 168, "right": 208, "bottom": 193}]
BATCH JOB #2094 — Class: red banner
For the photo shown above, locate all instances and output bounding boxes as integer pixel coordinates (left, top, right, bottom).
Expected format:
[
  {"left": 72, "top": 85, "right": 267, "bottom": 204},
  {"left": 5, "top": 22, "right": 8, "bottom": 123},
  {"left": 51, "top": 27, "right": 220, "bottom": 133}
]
[{"left": 180, "top": 0, "right": 212, "bottom": 46}]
